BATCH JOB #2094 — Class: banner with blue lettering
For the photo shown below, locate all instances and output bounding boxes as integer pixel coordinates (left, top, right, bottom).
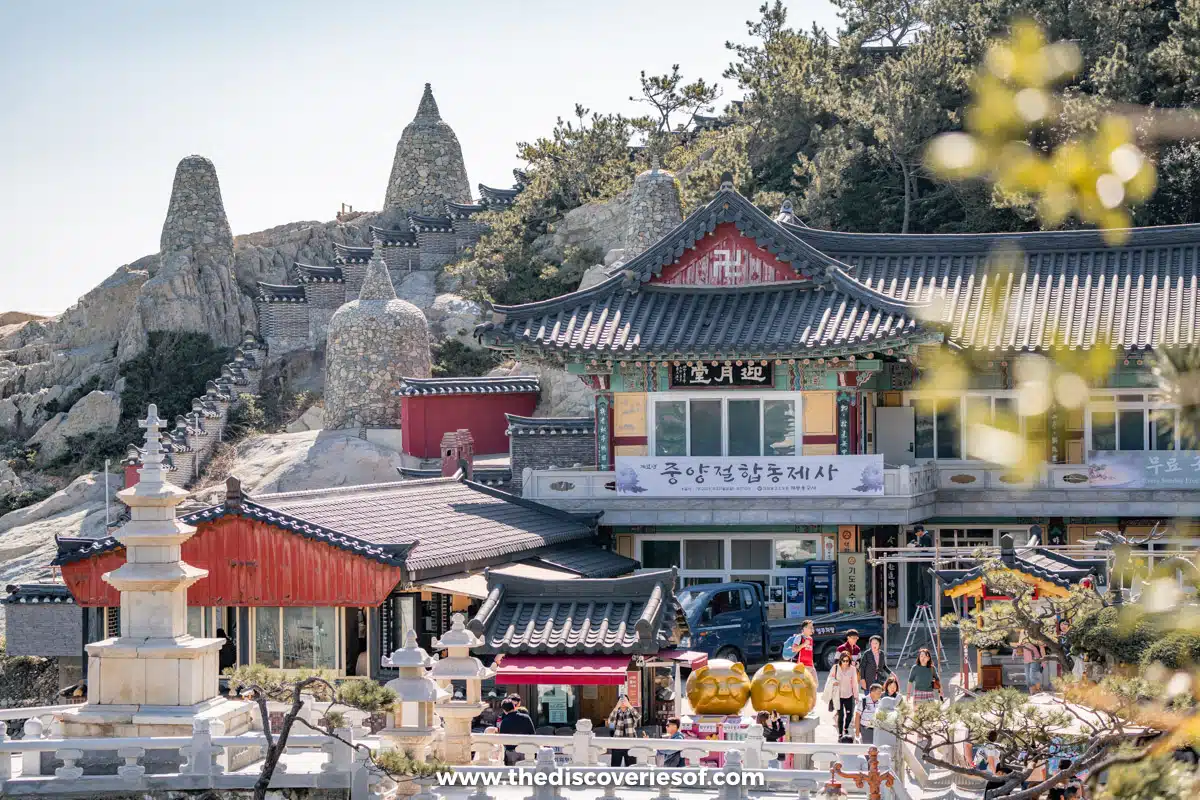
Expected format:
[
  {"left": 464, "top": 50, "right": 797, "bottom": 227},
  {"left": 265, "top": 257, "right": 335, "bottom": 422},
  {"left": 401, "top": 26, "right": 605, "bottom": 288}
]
[{"left": 613, "top": 455, "right": 885, "bottom": 497}]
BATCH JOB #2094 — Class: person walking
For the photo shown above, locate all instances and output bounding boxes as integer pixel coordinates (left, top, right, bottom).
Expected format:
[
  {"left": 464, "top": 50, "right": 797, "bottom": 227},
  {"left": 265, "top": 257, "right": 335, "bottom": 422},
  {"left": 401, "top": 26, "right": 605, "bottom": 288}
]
[
  {"left": 907, "top": 647, "right": 941, "bottom": 704},
  {"left": 607, "top": 694, "right": 640, "bottom": 766},
  {"left": 793, "top": 619, "right": 818, "bottom": 686},
  {"left": 830, "top": 651, "right": 860, "bottom": 741},
  {"left": 1019, "top": 633, "right": 1045, "bottom": 693},
  {"left": 855, "top": 683, "right": 884, "bottom": 744},
  {"left": 882, "top": 674, "right": 901, "bottom": 701},
  {"left": 498, "top": 698, "right": 535, "bottom": 765},
  {"left": 837, "top": 629, "right": 862, "bottom": 665},
  {"left": 659, "top": 717, "right": 685, "bottom": 767},
  {"left": 859, "top": 634, "right": 889, "bottom": 690}
]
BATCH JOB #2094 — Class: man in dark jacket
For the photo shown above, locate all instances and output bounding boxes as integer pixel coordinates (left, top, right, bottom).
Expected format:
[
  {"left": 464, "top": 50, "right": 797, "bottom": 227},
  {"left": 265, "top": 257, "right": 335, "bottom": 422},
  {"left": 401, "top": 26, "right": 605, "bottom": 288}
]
[
  {"left": 859, "top": 635, "right": 889, "bottom": 690},
  {"left": 498, "top": 699, "right": 536, "bottom": 765}
]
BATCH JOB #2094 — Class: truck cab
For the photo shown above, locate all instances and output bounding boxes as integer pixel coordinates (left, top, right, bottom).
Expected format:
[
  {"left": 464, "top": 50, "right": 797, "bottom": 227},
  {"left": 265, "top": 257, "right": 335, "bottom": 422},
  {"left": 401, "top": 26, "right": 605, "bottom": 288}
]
[{"left": 679, "top": 581, "right": 884, "bottom": 669}]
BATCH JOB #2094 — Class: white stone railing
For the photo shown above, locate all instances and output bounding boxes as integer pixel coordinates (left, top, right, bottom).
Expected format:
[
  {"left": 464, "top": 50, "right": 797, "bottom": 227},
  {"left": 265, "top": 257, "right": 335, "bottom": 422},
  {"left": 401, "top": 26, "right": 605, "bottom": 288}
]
[
  {"left": 435, "top": 745, "right": 908, "bottom": 800},
  {"left": 0, "top": 717, "right": 383, "bottom": 799}
]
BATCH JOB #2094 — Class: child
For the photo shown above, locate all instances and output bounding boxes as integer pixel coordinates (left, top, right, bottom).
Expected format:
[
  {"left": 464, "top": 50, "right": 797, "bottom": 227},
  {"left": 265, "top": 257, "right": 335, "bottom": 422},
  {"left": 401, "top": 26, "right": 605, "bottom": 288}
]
[{"left": 856, "top": 683, "right": 884, "bottom": 744}]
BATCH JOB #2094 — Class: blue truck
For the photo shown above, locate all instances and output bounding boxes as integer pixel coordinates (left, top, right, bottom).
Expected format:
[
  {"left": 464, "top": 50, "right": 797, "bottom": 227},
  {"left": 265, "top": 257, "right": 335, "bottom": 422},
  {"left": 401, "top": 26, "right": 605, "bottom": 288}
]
[{"left": 677, "top": 581, "right": 884, "bottom": 669}]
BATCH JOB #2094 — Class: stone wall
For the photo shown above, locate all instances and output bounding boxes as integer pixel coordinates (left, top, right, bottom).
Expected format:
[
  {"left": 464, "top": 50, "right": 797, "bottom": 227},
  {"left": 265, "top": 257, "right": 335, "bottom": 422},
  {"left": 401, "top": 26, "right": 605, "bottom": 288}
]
[
  {"left": 383, "top": 84, "right": 472, "bottom": 215},
  {"left": 3, "top": 604, "right": 80, "bottom": 658},
  {"left": 624, "top": 167, "right": 684, "bottom": 259},
  {"left": 508, "top": 416, "right": 597, "bottom": 491}
]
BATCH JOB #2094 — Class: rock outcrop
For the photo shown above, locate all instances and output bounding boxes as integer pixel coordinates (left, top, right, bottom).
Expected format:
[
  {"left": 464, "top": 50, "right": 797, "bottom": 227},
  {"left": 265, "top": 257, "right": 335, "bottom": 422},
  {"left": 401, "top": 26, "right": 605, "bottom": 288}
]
[
  {"left": 383, "top": 84, "right": 472, "bottom": 215},
  {"left": 428, "top": 293, "right": 484, "bottom": 348},
  {"left": 26, "top": 390, "right": 121, "bottom": 464},
  {"left": 118, "top": 155, "right": 254, "bottom": 361}
]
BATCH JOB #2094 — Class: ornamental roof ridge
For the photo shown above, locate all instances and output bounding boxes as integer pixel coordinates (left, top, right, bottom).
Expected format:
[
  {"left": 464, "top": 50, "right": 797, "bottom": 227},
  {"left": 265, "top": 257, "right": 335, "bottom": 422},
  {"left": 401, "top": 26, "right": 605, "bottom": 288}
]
[{"left": 397, "top": 375, "right": 541, "bottom": 396}]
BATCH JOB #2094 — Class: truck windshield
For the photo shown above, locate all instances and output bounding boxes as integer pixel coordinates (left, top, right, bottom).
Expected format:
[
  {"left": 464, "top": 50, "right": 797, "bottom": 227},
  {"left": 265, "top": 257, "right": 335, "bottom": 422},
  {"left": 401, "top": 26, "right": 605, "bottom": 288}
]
[{"left": 677, "top": 589, "right": 704, "bottom": 616}]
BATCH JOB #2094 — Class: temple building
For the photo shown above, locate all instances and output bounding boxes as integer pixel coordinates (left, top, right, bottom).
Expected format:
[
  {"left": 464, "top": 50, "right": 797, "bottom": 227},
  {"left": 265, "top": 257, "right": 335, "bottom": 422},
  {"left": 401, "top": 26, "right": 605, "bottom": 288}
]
[
  {"left": 255, "top": 84, "right": 520, "bottom": 352},
  {"left": 477, "top": 172, "right": 1200, "bottom": 628}
]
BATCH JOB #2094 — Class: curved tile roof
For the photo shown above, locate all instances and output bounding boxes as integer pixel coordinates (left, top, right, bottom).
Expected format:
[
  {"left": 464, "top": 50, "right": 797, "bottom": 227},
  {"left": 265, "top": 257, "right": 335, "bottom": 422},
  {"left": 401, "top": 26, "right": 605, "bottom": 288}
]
[
  {"left": 294, "top": 263, "right": 345, "bottom": 283},
  {"left": 397, "top": 376, "right": 540, "bottom": 396},
  {"left": 256, "top": 282, "right": 307, "bottom": 303},
  {"left": 333, "top": 243, "right": 373, "bottom": 264}
]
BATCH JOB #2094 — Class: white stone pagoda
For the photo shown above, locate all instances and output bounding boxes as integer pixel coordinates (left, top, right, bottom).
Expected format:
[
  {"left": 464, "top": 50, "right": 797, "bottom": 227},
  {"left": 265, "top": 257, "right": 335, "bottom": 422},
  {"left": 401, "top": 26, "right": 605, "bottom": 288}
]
[{"left": 60, "top": 405, "right": 252, "bottom": 745}]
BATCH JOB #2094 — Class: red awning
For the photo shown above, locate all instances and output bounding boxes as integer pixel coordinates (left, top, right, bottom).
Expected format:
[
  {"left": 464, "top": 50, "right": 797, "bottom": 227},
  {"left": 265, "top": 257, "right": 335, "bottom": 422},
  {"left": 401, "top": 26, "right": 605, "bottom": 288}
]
[
  {"left": 493, "top": 655, "right": 632, "bottom": 686},
  {"left": 657, "top": 650, "right": 708, "bottom": 668}
]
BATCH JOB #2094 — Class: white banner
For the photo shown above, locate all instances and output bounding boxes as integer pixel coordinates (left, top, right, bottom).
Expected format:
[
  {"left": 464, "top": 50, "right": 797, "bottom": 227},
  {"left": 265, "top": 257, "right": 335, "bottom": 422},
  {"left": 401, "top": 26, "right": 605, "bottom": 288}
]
[{"left": 614, "top": 455, "right": 885, "bottom": 497}]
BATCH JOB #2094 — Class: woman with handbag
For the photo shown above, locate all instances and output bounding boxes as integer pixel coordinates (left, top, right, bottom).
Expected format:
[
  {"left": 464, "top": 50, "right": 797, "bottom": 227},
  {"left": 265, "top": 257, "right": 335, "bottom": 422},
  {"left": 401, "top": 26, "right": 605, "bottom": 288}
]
[
  {"left": 830, "top": 651, "right": 860, "bottom": 741},
  {"left": 907, "top": 647, "right": 942, "bottom": 704}
]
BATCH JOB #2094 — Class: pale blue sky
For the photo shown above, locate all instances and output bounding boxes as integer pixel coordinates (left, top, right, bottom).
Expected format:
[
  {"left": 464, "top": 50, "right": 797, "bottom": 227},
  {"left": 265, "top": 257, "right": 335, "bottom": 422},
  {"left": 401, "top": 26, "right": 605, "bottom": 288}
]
[{"left": 0, "top": 1, "right": 838, "bottom": 316}]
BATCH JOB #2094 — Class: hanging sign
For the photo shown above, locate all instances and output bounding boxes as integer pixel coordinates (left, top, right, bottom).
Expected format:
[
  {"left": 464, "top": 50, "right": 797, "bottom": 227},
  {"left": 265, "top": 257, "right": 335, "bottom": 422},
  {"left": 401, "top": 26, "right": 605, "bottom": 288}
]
[
  {"left": 625, "top": 671, "right": 642, "bottom": 707},
  {"left": 1088, "top": 451, "right": 1200, "bottom": 488},
  {"left": 614, "top": 455, "right": 884, "bottom": 497},
  {"left": 669, "top": 362, "right": 773, "bottom": 388},
  {"left": 886, "top": 562, "right": 899, "bottom": 609},
  {"left": 838, "top": 553, "right": 866, "bottom": 612}
]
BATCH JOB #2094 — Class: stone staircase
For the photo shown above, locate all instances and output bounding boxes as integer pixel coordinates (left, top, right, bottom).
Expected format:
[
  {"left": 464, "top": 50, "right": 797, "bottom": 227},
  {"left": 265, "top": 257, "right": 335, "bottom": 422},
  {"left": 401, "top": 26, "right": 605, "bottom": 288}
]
[{"left": 122, "top": 334, "right": 266, "bottom": 487}]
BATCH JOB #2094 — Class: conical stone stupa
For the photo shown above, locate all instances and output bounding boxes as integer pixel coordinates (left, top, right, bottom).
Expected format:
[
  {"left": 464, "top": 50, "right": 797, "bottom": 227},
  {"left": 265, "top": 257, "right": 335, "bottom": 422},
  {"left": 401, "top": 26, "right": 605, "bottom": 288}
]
[
  {"left": 383, "top": 83, "right": 472, "bottom": 215},
  {"left": 324, "top": 244, "right": 432, "bottom": 430}
]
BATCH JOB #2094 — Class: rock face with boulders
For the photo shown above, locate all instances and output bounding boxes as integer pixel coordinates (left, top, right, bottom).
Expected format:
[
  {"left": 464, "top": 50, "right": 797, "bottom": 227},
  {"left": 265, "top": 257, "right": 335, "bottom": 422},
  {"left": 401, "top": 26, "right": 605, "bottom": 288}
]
[
  {"left": 383, "top": 84, "right": 472, "bottom": 215},
  {"left": 324, "top": 249, "right": 432, "bottom": 430},
  {"left": 118, "top": 155, "right": 255, "bottom": 361},
  {"left": 26, "top": 390, "right": 121, "bottom": 464}
]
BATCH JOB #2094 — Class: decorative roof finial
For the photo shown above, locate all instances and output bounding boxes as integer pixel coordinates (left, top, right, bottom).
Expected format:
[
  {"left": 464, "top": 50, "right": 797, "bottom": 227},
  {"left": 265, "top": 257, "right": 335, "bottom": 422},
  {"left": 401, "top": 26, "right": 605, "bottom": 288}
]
[
  {"left": 136, "top": 404, "right": 168, "bottom": 487},
  {"left": 416, "top": 82, "right": 440, "bottom": 120},
  {"left": 719, "top": 171, "right": 734, "bottom": 191},
  {"left": 651, "top": 151, "right": 660, "bottom": 172}
]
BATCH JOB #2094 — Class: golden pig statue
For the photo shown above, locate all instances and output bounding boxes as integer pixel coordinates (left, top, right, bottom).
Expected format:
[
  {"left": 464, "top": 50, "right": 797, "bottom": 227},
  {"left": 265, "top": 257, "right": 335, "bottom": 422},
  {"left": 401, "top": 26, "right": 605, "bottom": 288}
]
[
  {"left": 750, "top": 662, "right": 818, "bottom": 717},
  {"left": 685, "top": 659, "right": 752, "bottom": 715}
]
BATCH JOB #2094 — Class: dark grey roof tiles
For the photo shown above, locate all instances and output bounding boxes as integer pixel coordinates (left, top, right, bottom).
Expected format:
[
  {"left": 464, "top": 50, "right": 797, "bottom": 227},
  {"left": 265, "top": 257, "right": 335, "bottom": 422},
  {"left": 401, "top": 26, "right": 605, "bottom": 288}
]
[
  {"left": 479, "top": 184, "right": 521, "bottom": 206},
  {"left": 397, "top": 376, "right": 540, "bottom": 396},
  {"left": 251, "top": 478, "right": 598, "bottom": 574},
  {"left": 256, "top": 282, "right": 307, "bottom": 303},
  {"left": 531, "top": 544, "right": 639, "bottom": 578},
  {"left": 446, "top": 200, "right": 487, "bottom": 218},
  {"left": 2, "top": 583, "right": 74, "bottom": 605},
  {"left": 506, "top": 415, "right": 595, "bottom": 435},
  {"left": 334, "top": 243, "right": 373, "bottom": 263},
  {"left": 294, "top": 263, "right": 345, "bottom": 283},
  {"left": 370, "top": 226, "right": 418, "bottom": 247},
  {"left": 407, "top": 212, "right": 454, "bottom": 232},
  {"left": 468, "top": 568, "right": 682, "bottom": 654}
]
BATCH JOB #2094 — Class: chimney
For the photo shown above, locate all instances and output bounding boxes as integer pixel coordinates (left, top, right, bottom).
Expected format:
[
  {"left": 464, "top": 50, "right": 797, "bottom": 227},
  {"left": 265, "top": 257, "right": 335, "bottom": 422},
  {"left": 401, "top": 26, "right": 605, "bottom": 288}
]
[{"left": 440, "top": 429, "right": 475, "bottom": 479}]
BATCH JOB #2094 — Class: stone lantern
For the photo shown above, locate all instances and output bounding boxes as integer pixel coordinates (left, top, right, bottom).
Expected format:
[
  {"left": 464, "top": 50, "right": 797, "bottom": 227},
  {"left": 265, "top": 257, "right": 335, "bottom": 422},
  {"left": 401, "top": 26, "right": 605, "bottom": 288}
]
[
  {"left": 431, "top": 612, "right": 494, "bottom": 764},
  {"left": 381, "top": 630, "right": 445, "bottom": 760}
]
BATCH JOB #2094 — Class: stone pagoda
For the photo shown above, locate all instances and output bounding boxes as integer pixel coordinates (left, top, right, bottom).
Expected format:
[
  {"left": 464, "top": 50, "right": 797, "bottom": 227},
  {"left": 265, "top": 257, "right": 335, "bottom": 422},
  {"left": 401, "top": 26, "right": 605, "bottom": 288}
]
[
  {"left": 60, "top": 404, "right": 252, "bottom": 750},
  {"left": 431, "top": 612, "right": 494, "bottom": 764}
]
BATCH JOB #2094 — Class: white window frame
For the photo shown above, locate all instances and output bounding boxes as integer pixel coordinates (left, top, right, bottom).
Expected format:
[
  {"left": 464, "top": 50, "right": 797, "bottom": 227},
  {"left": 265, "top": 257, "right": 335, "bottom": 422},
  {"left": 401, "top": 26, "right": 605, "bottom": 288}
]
[
  {"left": 905, "top": 391, "right": 1025, "bottom": 462},
  {"left": 1085, "top": 392, "right": 1182, "bottom": 455},
  {"left": 637, "top": 533, "right": 822, "bottom": 593},
  {"left": 249, "top": 607, "right": 346, "bottom": 674},
  {"left": 648, "top": 391, "right": 803, "bottom": 458}
]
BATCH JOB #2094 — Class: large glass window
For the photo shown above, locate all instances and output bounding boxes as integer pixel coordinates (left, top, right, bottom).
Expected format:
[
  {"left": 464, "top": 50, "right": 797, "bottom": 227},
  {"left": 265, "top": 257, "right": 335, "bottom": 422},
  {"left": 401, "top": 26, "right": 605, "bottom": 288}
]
[
  {"left": 685, "top": 540, "right": 724, "bottom": 570},
  {"left": 912, "top": 398, "right": 961, "bottom": 459},
  {"left": 255, "top": 607, "right": 338, "bottom": 671},
  {"left": 1091, "top": 410, "right": 1116, "bottom": 450},
  {"left": 775, "top": 539, "right": 818, "bottom": 569},
  {"left": 1118, "top": 409, "right": 1146, "bottom": 451},
  {"left": 690, "top": 400, "right": 723, "bottom": 456},
  {"left": 650, "top": 395, "right": 800, "bottom": 457},
  {"left": 936, "top": 401, "right": 961, "bottom": 459},
  {"left": 1089, "top": 396, "right": 1184, "bottom": 454},
  {"left": 255, "top": 607, "right": 281, "bottom": 668},
  {"left": 727, "top": 400, "right": 761, "bottom": 457},
  {"left": 642, "top": 540, "right": 681, "bottom": 569},
  {"left": 732, "top": 540, "right": 772, "bottom": 570},
  {"left": 654, "top": 401, "right": 687, "bottom": 456}
]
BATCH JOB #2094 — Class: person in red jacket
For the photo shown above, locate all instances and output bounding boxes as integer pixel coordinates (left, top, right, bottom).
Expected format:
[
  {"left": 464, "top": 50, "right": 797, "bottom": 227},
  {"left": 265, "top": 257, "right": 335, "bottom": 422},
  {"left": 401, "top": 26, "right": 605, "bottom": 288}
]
[{"left": 794, "top": 619, "right": 817, "bottom": 685}]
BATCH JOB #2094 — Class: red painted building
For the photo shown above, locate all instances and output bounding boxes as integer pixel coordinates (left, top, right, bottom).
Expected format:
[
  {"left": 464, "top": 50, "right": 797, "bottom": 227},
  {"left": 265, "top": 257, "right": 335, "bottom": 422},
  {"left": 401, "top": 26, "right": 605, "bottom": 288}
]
[{"left": 398, "top": 376, "right": 539, "bottom": 458}]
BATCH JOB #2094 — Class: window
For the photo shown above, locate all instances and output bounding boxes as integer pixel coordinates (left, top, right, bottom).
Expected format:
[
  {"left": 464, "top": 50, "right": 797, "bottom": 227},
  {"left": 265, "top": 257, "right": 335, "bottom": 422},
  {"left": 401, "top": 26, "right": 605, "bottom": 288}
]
[
  {"left": 732, "top": 540, "right": 772, "bottom": 570},
  {"left": 685, "top": 540, "right": 724, "bottom": 570},
  {"left": 709, "top": 590, "right": 742, "bottom": 617},
  {"left": 187, "top": 606, "right": 219, "bottom": 638},
  {"left": 775, "top": 539, "right": 817, "bottom": 569},
  {"left": 642, "top": 540, "right": 681, "bottom": 569},
  {"left": 105, "top": 607, "right": 120, "bottom": 638},
  {"left": 650, "top": 394, "right": 800, "bottom": 457},
  {"left": 253, "top": 607, "right": 342, "bottom": 671},
  {"left": 913, "top": 398, "right": 960, "bottom": 459},
  {"left": 1089, "top": 395, "right": 1185, "bottom": 454}
]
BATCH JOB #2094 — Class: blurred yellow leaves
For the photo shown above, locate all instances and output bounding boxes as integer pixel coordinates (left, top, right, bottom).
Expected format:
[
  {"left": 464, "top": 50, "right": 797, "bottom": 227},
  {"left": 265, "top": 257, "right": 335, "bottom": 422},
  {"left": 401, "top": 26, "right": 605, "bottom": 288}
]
[{"left": 926, "top": 19, "right": 1156, "bottom": 243}]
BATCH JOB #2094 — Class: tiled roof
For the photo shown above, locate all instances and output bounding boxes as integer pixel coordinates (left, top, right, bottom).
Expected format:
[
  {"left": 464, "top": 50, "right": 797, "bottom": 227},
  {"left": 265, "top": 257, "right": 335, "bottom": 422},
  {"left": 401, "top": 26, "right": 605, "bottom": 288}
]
[
  {"left": 506, "top": 415, "right": 595, "bottom": 436},
  {"left": 477, "top": 187, "right": 932, "bottom": 359},
  {"left": 479, "top": 184, "right": 521, "bottom": 206},
  {"left": 370, "top": 226, "right": 418, "bottom": 247},
  {"left": 241, "top": 478, "right": 598, "bottom": 575},
  {"left": 2, "top": 583, "right": 75, "bottom": 605},
  {"left": 446, "top": 201, "right": 487, "bottom": 219},
  {"left": 256, "top": 282, "right": 307, "bottom": 303},
  {"left": 467, "top": 568, "right": 684, "bottom": 655},
  {"left": 396, "top": 465, "right": 512, "bottom": 485},
  {"left": 408, "top": 212, "right": 454, "bottom": 232},
  {"left": 531, "top": 544, "right": 640, "bottom": 578},
  {"left": 935, "top": 535, "right": 1104, "bottom": 591},
  {"left": 786, "top": 221, "right": 1200, "bottom": 351},
  {"left": 53, "top": 477, "right": 598, "bottom": 576},
  {"left": 397, "top": 376, "right": 541, "bottom": 396},
  {"left": 334, "top": 243, "right": 373, "bottom": 264},
  {"left": 294, "top": 263, "right": 344, "bottom": 283}
]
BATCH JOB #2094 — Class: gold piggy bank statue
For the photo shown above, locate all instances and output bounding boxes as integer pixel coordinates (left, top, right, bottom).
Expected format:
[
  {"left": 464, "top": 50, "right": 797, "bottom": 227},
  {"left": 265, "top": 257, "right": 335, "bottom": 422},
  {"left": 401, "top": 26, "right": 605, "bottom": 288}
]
[
  {"left": 750, "top": 662, "right": 818, "bottom": 717},
  {"left": 685, "top": 659, "right": 752, "bottom": 716}
]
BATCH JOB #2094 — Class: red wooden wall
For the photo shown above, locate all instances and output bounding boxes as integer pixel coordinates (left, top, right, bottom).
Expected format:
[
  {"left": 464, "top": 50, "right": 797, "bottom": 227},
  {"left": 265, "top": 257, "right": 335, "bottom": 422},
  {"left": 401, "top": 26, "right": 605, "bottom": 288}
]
[
  {"left": 62, "top": 515, "right": 404, "bottom": 608},
  {"left": 401, "top": 393, "right": 537, "bottom": 458},
  {"left": 652, "top": 222, "right": 808, "bottom": 287}
]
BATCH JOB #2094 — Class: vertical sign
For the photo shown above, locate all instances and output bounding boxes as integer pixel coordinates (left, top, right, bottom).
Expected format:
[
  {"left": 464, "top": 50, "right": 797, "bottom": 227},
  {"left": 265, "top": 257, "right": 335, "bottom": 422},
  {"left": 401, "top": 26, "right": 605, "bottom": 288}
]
[
  {"left": 837, "top": 525, "right": 859, "bottom": 553},
  {"left": 886, "top": 562, "right": 899, "bottom": 609},
  {"left": 836, "top": 393, "right": 852, "bottom": 455},
  {"left": 822, "top": 535, "right": 836, "bottom": 561},
  {"left": 785, "top": 575, "right": 806, "bottom": 618},
  {"left": 625, "top": 670, "right": 642, "bottom": 707},
  {"left": 838, "top": 553, "right": 866, "bottom": 611}
]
